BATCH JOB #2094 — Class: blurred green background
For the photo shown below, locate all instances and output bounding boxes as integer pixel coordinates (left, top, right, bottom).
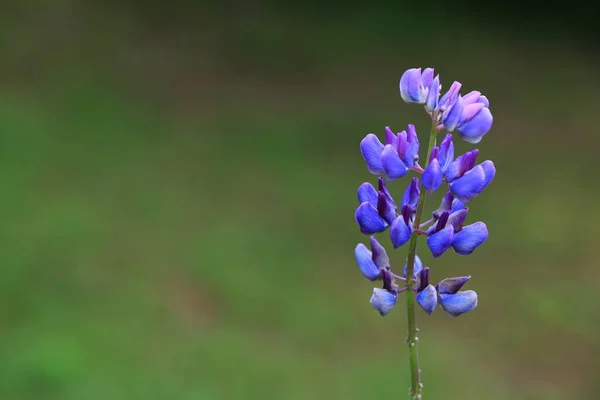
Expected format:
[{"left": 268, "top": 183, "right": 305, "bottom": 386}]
[{"left": 0, "top": 1, "right": 598, "bottom": 399}]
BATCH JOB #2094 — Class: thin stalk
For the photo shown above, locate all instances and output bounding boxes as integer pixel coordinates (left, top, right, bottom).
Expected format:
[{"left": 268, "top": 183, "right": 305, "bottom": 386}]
[{"left": 404, "top": 112, "right": 439, "bottom": 399}]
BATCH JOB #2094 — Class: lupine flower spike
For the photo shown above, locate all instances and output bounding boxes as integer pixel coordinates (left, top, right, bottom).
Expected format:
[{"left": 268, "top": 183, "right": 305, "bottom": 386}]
[{"left": 352, "top": 67, "right": 495, "bottom": 399}]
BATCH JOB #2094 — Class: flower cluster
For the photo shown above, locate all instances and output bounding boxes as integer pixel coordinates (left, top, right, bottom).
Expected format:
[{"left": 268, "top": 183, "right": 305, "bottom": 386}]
[
  {"left": 356, "top": 241, "right": 478, "bottom": 317},
  {"left": 353, "top": 67, "right": 495, "bottom": 317}
]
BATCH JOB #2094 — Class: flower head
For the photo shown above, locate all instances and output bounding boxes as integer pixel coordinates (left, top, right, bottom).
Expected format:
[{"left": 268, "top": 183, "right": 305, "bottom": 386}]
[{"left": 354, "top": 66, "right": 493, "bottom": 324}]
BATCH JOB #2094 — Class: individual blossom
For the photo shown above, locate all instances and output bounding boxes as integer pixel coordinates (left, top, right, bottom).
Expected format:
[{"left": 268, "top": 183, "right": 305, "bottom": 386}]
[
  {"left": 355, "top": 237, "right": 403, "bottom": 316},
  {"left": 412, "top": 266, "right": 478, "bottom": 317},
  {"left": 369, "top": 259, "right": 406, "bottom": 316},
  {"left": 437, "top": 82, "right": 463, "bottom": 131},
  {"left": 389, "top": 178, "right": 420, "bottom": 248},
  {"left": 418, "top": 134, "right": 495, "bottom": 202},
  {"left": 399, "top": 68, "right": 435, "bottom": 104},
  {"left": 456, "top": 91, "right": 493, "bottom": 144},
  {"left": 404, "top": 261, "right": 438, "bottom": 315},
  {"left": 354, "top": 177, "right": 397, "bottom": 234},
  {"left": 360, "top": 125, "right": 420, "bottom": 180},
  {"left": 370, "top": 255, "right": 430, "bottom": 317},
  {"left": 436, "top": 275, "right": 478, "bottom": 317},
  {"left": 424, "top": 207, "right": 489, "bottom": 258},
  {"left": 444, "top": 145, "right": 496, "bottom": 202},
  {"left": 355, "top": 236, "right": 390, "bottom": 281},
  {"left": 422, "top": 147, "right": 442, "bottom": 194},
  {"left": 435, "top": 83, "right": 493, "bottom": 143}
]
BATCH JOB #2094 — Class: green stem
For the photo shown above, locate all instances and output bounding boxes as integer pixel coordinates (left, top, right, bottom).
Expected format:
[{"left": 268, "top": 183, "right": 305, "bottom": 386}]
[{"left": 404, "top": 112, "right": 439, "bottom": 399}]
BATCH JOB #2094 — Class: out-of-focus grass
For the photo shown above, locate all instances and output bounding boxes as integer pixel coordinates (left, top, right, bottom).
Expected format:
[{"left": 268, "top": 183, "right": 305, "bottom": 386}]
[{"left": 0, "top": 5, "right": 598, "bottom": 400}]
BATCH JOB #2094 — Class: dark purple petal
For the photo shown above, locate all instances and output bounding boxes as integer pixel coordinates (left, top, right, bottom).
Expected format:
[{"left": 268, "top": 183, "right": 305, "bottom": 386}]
[
  {"left": 417, "top": 266, "right": 430, "bottom": 291},
  {"left": 360, "top": 134, "right": 385, "bottom": 174},
  {"left": 369, "top": 236, "right": 389, "bottom": 270},
  {"left": 436, "top": 276, "right": 471, "bottom": 294},
  {"left": 381, "top": 144, "right": 409, "bottom": 181},
  {"left": 357, "top": 182, "right": 378, "bottom": 207},
  {"left": 449, "top": 165, "right": 486, "bottom": 202},
  {"left": 427, "top": 211, "right": 449, "bottom": 235},
  {"left": 427, "top": 225, "right": 454, "bottom": 258},
  {"left": 416, "top": 284, "right": 438, "bottom": 315},
  {"left": 355, "top": 202, "right": 387, "bottom": 234},
  {"left": 390, "top": 215, "right": 412, "bottom": 248},
  {"left": 457, "top": 107, "right": 493, "bottom": 144},
  {"left": 440, "top": 290, "right": 478, "bottom": 317},
  {"left": 447, "top": 208, "right": 468, "bottom": 232},
  {"left": 446, "top": 149, "right": 480, "bottom": 182},
  {"left": 422, "top": 158, "right": 442, "bottom": 194},
  {"left": 384, "top": 126, "right": 397, "bottom": 146},
  {"left": 401, "top": 177, "right": 420, "bottom": 211},
  {"left": 381, "top": 268, "right": 399, "bottom": 293},
  {"left": 451, "top": 221, "right": 488, "bottom": 255},
  {"left": 433, "top": 191, "right": 454, "bottom": 219},
  {"left": 355, "top": 243, "right": 381, "bottom": 281},
  {"left": 377, "top": 177, "right": 395, "bottom": 205},
  {"left": 377, "top": 177, "right": 397, "bottom": 224},
  {"left": 399, "top": 68, "right": 423, "bottom": 103},
  {"left": 370, "top": 288, "right": 397, "bottom": 316},
  {"left": 378, "top": 191, "right": 397, "bottom": 225}
]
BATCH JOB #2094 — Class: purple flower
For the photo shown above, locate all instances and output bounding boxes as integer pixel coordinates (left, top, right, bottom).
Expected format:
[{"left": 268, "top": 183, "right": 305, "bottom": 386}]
[
  {"left": 360, "top": 133, "right": 385, "bottom": 175},
  {"left": 436, "top": 276, "right": 478, "bottom": 317},
  {"left": 442, "top": 95, "right": 463, "bottom": 132},
  {"left": 425, "top": 75, "right": 441, "bottom": 112},
  {"left": 426, "top": 211, "right": 455, "bottom": 258},
  {"left": 438, "top": 136, "right": 495, "bottom": 202},
  {"left": 456, "top": 91, "right": 493, "bottom": 143},
  {"left": 390, "top": 178, "right": 420, "bottom": 248},
  {"left": 446, "top": 149, "right": 496, "bottom": 202},
  {"left": 422, "top": 147, "right": 443, "bottom": 194},
  {"left": 369, "top": 258, "right": 405, "bottom": 316},
  {"left": 425, "top": 208, "right": 488, "bottom": 258},
  {"left": 432, "top": 191, "right": 466, "bottom": 219},
  {"left": 370, "top": 288, "right": 397, "bottom": 316},
  {"left": 355, "top": 177, "right": 398, "bottom": 234},
  {"left": 354, "top": 66, "right": 493, "bottom": 324},
  {"left": 399, "top": 68, "right": 435, "bottom": 104},
  {"left": 412, "top": 266, "right": 437, "bottom": 314},
  {"left": 355, "top": 236, "right": 390, "bottom": 281},
  {"left": 360, "top": 126, "right": 420, "bottom": 180},
  {"left": 412, "top": 267, "right": 478, "bottom": 317},
  {"left": 451, "top": 221, "right": 489, "bottom": 256}
]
